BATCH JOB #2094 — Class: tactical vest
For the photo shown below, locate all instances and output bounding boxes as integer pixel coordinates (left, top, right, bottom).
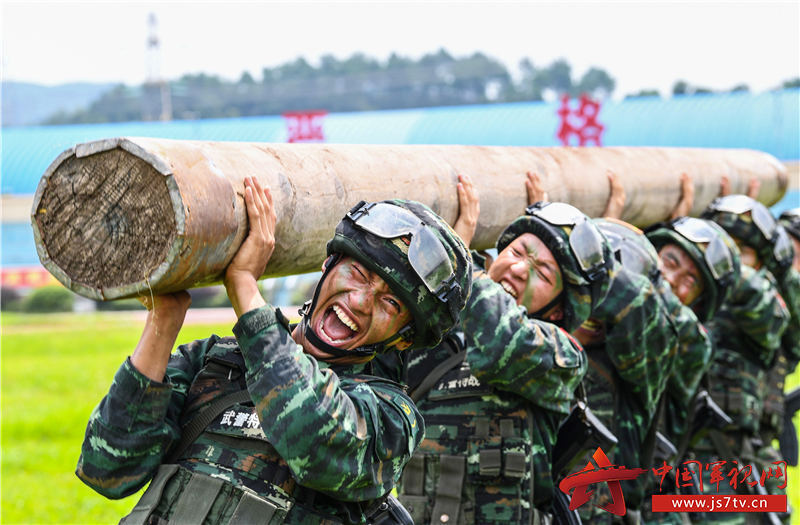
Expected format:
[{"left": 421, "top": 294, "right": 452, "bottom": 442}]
[
  {"left": 397, "top": 349, "right": 542, "bottom": 524},
  {"left": 760, "top": 352, "right": 788, "bottom": 440},
  {"left": 706, "top": 346, "right": 765, "bottom": 436},
  {"left": 121, "top": 338, "right": 398, "bottom": 525},
  {"left": 580, "top": 345, "right": 651, "bottom": 517}
]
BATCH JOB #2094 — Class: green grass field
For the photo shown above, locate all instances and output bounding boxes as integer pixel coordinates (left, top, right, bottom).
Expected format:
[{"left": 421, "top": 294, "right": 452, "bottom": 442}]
[
  {"left": 1, "top": 312, "right": 234, "bottom": 524},
  {"left": 2, "top": 312, "right": 799, "bottom": 524}
]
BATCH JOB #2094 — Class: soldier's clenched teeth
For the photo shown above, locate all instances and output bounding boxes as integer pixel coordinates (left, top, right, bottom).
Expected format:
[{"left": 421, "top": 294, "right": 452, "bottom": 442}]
[
  {"left": 500, "top": 280, "right": 517, "bottom": 298},
  {"left": 333, "top": 305, "right": 359, "bottom": 332},
  {"left": 318, "top": 304, "right": 359, "bottom": 345}
]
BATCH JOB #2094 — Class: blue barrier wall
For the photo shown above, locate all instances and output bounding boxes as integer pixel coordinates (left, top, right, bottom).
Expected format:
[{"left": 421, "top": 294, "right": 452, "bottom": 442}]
[{"left": 2, "top": 89, "right": 798, "bottom": 195}]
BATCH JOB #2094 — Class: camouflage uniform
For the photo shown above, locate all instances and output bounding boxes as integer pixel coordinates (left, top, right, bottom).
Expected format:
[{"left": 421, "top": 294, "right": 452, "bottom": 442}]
[
  {"left": 688, "top": 266, "right": 789, "bottom": 524},
  {"left": 396, "top": 275, "right": 587, "bottom": 524},
  {"left": 644, "top": 218, "right": 742, "bottom": 450},
  {"left": 642, "top": 218, "right": 742, "bottom": 525},
  {"left": 773, "top": 211, "right": 800, "bottom": 438},
  {"left": 77, "top": 306, "right": 424, "bottom": 524},
  {"left": 394, "top": 203, "right": 617, "bottom": 524},
  {"left": 758, "top": 267, "right": 800, "bottom": 463},
  {"left": 77, "top": 199, "right": 474, "bottom": 525},
  {"left": 576, "top": 219, "right": 701, "bottom": 524},
  {"left": 698, "top": 198, "right": 793, "bottom": 523}
]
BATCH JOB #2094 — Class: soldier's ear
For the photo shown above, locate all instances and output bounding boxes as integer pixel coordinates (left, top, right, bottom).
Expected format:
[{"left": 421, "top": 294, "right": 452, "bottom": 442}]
[
  {"left": 322, "top": 255, "right": 336, "bottom": 272},
  {"left": 546, "top": 305, "right": 564, "bottom": 322}
]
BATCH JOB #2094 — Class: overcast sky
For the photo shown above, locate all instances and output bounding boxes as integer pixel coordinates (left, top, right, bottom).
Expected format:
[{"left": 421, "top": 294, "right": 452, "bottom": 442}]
[{"left": 2, "top": 1, "right": 798, "bottom": 99}]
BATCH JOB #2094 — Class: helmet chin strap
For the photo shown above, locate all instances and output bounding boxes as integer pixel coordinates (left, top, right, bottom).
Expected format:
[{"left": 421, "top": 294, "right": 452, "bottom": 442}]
[{"left": 299, "top": 255, "right": 411, "bottom": 360}]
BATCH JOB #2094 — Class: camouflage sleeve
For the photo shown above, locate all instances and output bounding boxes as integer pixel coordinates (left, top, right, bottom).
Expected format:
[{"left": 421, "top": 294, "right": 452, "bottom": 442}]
[
  {"left": 663, "top": 298, "right": 713, "bottom": 441},
  {"left": 666, "top": 302, "right": 712, "bottom": 407},
  {"left": 75, "top": 336, "right": 219, "bottom": 499},
  {"left": 458, "top": 275, "right": 587, "bottom": 415},
  {"left": 722, "top": 266, "right": 790, "bottom": 366},
  {"left": 776, "top": 268, "right": 800, "bottom": 372},
  {"left": 233, "top": 305, "right": 423, "bottom": 502},
  {"left": 591, "top": 270, "right": 680, "bottom": 415}
]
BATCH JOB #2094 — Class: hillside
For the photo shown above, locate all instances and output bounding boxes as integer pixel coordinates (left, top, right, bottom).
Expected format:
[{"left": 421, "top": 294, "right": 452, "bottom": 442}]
[{"left": 2, "top": 81, "right": 114, "bottom": 127}]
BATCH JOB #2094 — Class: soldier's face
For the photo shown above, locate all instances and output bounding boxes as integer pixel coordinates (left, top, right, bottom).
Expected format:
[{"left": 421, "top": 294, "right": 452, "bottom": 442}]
[
  {"left": 488, "top": 233, "right": 564, "bottom": 321},
  {"left": 658, "top": 243, "right": 705, "bottom": 306},
  {"left": 733, "top": 238, "right": 761, "bottom": 270},
  {"left": 307, "top": 256, "right": 412, "bottom": 357}
]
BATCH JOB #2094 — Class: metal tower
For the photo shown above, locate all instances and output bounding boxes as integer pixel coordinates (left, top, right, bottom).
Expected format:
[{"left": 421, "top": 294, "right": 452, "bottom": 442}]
[{"left": 144, "top": 12, "right": 172, "bottom": 121}]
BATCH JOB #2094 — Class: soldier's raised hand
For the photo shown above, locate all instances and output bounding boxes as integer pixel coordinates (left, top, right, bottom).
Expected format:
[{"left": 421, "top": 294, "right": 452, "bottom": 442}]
[
  {"left": 224, "top": 176, "right": 276, "bottom": 317},
  {"left": 602, "top": 170, "right": 626, "bottom": 219},
  {"left": 453, "top": 173, "right": 480, "bottom": 248},
  {"left": 670, "top": 172, "right": 694, "bottom": 219},
  {"left": 525, "top": 171, "right": 548, "bottom": 207}
]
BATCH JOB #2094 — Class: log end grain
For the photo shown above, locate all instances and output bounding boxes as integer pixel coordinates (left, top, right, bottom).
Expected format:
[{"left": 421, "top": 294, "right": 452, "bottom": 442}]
[{"left": 32, "top": 146, "right": 177, "bottom": 298}]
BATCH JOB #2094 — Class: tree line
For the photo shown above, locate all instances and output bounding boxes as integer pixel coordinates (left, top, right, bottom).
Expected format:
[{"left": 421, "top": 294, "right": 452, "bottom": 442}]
[{"left": 45, "top": 49, "right": 800, "bottom": 125}]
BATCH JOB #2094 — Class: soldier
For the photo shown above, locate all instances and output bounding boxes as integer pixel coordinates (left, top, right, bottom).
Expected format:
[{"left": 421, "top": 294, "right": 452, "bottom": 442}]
[
  {"left": 643, "top": 216, "right": 742, "bottom": 524},
  {"left": 645, "top": 217, "right": 741, "bottom": 446},
  {"left": 778, "top": 208, "right": 800, "bottom": 273},
  {"left": 598, "top": 175, "right": 735, "bottom": 524},
  {"left": 651, "top": 194, "right": 791, "bottom": 524},
  {"left": 701, "top": 196, "right": 798, "bottom": 524},
  {"left": 570, "top": 216, "right": 713, "bottom": 525},
  {"left": 76, "top": 177, "right": 473, "bottom": 524},
  {"left": 393, "top": 173, "right": 615, "bottom": 523}
]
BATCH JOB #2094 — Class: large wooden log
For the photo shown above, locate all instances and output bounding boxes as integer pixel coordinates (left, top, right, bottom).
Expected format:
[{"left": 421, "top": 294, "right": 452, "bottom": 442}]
[{"left": 31, "top": 137, "right": 787, "bottom": 300}]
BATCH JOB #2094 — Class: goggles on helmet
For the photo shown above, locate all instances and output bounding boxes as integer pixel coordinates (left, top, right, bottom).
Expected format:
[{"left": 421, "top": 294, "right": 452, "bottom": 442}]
[
  {"left": 346, "top": 202, "right": 456, "bottom": 301},
  {"left": 711, "top": 195, "right": 776, "bottom": 237},
  {"left": 782, "top": 208, "right": 800, "bottom": 220},
  {"left": 709, "top": 195, "right": 791, "bottom": 264},
  {"left": 672, "top": 217, "right": 734, "bottom": 281},
  {"left": 526, "top": 202, "right": 606, "bottom": 281}
]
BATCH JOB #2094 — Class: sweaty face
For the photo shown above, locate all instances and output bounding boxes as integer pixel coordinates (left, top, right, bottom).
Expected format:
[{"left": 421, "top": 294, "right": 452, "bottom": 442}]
[
  {"left": 488, "top": 233, "right": 564, "bottom": 320},
  {"left": 658, "top": 243, "right": 705, "bottom": 306},
  {"left": 308, "top": 256, "right": 411, "bottom": 358}
]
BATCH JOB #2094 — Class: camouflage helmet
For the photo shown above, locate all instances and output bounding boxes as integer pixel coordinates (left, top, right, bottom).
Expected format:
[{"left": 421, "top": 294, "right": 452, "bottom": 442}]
[
  {"left": 701, "top": 194, "right": 794, "bottom": 275},
  {"left": 595, "top": 218, "right": 661, "bottom": 285},
  {"left": 646, "top": 217, "right": 741, "bottom": 323},
  {"left": 495, "top": 202, "right": 614, "bottom": 332},
  {"left": 301, "top": 199, "right": 472, "bottom": 358},
  {"left": 779, "top": 208, "right": 800, "bottom": 242}
]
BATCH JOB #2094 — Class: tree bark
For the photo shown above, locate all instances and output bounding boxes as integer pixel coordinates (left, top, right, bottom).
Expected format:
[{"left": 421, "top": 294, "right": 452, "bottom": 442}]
[{"left": 31, "top": 137, "right": 788, "bottom": 300}]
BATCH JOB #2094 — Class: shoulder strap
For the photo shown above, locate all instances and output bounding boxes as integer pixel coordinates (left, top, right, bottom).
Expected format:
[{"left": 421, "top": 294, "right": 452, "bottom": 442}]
[
  {"left": 409, "top": 349, "right": 467, "bottom": 403},
  {"left": 167, "top": 389, "right": 252, "bottom": 463}
]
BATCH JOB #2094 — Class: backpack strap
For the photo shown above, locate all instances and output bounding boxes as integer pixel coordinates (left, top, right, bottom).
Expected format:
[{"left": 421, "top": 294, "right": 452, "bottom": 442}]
[
  {"left": 166, "top": 389, "right": 253, "bottom": 463},
  {"left": 165, "top": 342, "right": 251, "bottom": 464},
  {"left": 409, "top": 334, "right": 467, "bottom": 403}
]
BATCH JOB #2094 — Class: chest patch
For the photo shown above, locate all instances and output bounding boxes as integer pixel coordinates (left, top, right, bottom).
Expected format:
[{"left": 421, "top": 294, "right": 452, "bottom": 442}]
[
  {"left": 206, "top": 403, "right": 268, "bottom": 441},
  {"left": 428, "top": 364, "right": 492, "bottom": 400}
]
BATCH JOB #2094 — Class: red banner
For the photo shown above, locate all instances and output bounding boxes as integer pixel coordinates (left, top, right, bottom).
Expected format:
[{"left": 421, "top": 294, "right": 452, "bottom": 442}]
[
  {"left": 1, "top": 267, "right": 58, "bottom": 288},
  {"left": 282, "top": 110, "right": 327, "bottom": 143}
]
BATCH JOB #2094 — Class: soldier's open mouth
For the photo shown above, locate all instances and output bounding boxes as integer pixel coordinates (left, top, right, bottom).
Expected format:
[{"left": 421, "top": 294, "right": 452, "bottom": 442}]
[{"left": 317, "top": 305, "right": 359, "bottom": 346}]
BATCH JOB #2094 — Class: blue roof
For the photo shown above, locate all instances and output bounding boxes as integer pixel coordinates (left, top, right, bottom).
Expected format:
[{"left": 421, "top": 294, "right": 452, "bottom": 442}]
[{"left": 2, "top": 89, "right": 798, "bottom": 194}]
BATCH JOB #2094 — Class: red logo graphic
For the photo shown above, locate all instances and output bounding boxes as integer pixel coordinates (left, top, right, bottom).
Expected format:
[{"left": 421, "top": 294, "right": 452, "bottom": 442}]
[
  {"left": 559, "top": 447, "right": 648, "bottom": 516},
  {"left": 556, "top": 94, "right": 605, "bottom": 146},
  {"left": 282, "top": 110, "right": 327, "bottom": 143}
]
